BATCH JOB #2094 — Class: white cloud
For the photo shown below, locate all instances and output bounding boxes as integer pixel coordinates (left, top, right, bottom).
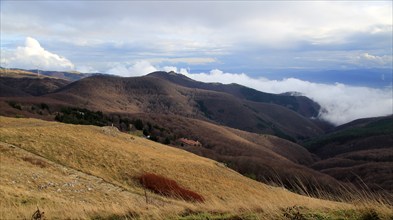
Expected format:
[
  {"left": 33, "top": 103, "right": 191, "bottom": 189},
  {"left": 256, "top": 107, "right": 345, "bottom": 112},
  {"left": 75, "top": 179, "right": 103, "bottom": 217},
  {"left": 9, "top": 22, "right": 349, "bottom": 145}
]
[
  {"left": 108, "top": 60, "right": 157, "bottom": 77},
  {"left": 178, "top": 69, "right": 392, "bottom": 125},
  {"left": 2, "top": 2, "right": 391, "bottom": 61},
  {"left": 354, "top": 53, "right": 393, "bottom": 67},
  {"left": 148, "top": 57, "right": 216, "bottom": 65},
  {"left": 2, "top": 37, "right": 74, "bottom": 71},
  {"left": 162, "top": 66, "right": 178, "bottom": 72},
  {"left": 76, "top": 65, "right": 98, "bottom": 73},
  {"left": 1, "top": 2, "right": 391, "bottom": 71}
]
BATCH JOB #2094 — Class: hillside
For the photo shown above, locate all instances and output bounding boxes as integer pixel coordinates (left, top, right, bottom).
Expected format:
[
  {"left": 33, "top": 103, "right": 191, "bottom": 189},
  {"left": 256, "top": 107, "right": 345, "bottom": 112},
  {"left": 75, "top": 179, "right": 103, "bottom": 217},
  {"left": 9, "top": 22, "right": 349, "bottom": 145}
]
[
  {"left": 0, "top": 77, "right": 69, "bottom": 96},
  {"left": 0, "top": 68, "right": 51, "bottom": 79},
  {"left": 0, "top": 94, "right": 344, "bottom": 196},
  {"left": 46, "top": 74, "right": 324, "bottom": 140},
  {"left": 0, "top": 67, "right": 92, "bottom": 81},
  {"left": 305, "top": 116, "right": 393, "bottom": 193},
  {"left": 1, "top": 117, "right": 392, "bottom": 219},
  {"left": 0, "top": 68, "right": 70, "bottom": 97},
  {"left": 0, "top": 70, "right": 391, "bottom": 203},
  {"left": 0, "top": 70, "right": 325, "bottom": 140},
  {"left": 148, "top": 71, "right": 322, "bottom": 119},
  {"left": 107, "top": 113, "right": 344, "bottom": 195}
]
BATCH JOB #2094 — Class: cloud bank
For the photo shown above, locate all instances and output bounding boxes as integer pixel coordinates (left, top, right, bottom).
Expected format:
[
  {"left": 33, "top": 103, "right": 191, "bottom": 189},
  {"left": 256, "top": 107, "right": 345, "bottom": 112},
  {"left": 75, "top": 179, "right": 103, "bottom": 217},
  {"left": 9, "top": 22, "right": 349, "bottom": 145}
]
[
  {"left": 108, "top": 60, "right": 158, "bottom": 77},
  {"left": 182, "top": 69, "right": 392, "bottom": 125},
  {"left": 2, "top": 37, "right": 74, "bottom": 71}
]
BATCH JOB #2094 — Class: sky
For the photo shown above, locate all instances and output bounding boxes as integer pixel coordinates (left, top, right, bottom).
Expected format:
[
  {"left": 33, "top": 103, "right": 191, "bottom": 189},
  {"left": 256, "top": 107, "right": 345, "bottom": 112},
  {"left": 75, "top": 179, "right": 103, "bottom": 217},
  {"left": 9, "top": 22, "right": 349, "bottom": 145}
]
[{"left": 0, "top": 1, "right": 392, "bottom": 125}]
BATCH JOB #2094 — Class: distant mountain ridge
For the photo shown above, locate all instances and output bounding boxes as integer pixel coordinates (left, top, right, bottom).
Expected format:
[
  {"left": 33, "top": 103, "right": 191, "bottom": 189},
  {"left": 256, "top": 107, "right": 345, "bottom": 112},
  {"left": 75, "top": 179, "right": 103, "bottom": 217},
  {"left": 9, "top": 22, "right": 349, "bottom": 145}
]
[
  {"left": 46, "top": 73, "right": 326, "bottom": 139},
  {"left": 148, "top": 71, "right": 321, "bottom": 118},
  {"left": 0, "top": 67, "right": 94, "bottom": 81}
]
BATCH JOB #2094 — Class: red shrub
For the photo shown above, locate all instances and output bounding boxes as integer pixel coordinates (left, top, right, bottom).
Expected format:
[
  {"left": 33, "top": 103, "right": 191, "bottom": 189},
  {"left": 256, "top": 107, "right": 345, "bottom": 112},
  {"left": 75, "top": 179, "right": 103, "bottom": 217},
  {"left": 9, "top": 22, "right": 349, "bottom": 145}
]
[
  {"left": 22, "top": 156, "right": 48, "bottom": 168},
  {"left": 139, "top": 173, "right": 204, "bottom": 202}
]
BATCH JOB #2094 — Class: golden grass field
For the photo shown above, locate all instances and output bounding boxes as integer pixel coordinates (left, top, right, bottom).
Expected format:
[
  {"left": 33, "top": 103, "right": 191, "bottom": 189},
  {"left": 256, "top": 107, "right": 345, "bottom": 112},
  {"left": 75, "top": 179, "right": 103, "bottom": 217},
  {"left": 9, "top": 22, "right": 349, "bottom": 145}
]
[{"left": 0, "top": 116, "right": 392, "bottom": 219}]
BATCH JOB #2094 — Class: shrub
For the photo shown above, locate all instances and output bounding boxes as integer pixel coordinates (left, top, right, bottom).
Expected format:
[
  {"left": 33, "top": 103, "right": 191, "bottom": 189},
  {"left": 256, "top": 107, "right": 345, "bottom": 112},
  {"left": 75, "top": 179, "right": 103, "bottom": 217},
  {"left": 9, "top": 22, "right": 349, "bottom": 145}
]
[
  {"left": 7, "top": 101, "right": 22, "bottom": 110},
  {"left": 22, "top": 157, "right": 48, "bottom": 168},
  {"left": 143, "top": 128, "right": 149, "bottom": 136},
  {"left": 139, "top": 173, "right": 204, "bottom": 202},
  {"left": 361, "top": 209, "right": 380, "bottom": 220},
  {"left": 282, "top": 206, "right": 306, "bottom": 220},
  {"left": 39, "top": 103, "right": 49, "bottom": 110},
  {"left": 55, "top": 107, "right": 108, "bottom": 126},
  {"left": 163, "top": 137, "right": 171, "bottom": 145},
  {"left": 133, "top": 119, "right": 144, "bottom": 130}
]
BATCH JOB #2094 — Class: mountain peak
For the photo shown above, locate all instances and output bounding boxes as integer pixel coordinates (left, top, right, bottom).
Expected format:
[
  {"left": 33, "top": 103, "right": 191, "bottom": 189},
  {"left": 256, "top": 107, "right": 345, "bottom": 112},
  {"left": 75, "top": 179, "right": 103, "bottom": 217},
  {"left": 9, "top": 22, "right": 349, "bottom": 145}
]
[{"left": 147, "top": 71, "right": 195, "bottom": 82}]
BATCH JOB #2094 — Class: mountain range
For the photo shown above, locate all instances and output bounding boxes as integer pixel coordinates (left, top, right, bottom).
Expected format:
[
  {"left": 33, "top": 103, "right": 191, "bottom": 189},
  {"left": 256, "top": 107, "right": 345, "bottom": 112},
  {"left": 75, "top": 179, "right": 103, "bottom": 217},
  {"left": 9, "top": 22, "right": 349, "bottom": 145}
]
[{"left": 0, "top": 67, "right": 392, "bottom": 200}]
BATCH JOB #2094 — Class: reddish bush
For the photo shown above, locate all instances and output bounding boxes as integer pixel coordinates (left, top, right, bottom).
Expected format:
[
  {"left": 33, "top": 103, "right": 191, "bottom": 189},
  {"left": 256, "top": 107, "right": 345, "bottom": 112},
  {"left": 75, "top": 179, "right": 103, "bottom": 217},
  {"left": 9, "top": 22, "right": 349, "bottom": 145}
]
[
  {"left": 22, "top": 157, "right": 48, "bottom": 168},
  {"left": 139, "top": 173, "right": 204, "bottom": 202}
]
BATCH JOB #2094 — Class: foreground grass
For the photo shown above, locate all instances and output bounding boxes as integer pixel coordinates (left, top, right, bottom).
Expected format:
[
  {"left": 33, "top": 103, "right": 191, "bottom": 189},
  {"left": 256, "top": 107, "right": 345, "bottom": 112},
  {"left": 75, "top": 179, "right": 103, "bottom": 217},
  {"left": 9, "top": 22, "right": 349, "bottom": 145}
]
[{"left": 0, "top": 116, "right": 392, "bottom": 219}]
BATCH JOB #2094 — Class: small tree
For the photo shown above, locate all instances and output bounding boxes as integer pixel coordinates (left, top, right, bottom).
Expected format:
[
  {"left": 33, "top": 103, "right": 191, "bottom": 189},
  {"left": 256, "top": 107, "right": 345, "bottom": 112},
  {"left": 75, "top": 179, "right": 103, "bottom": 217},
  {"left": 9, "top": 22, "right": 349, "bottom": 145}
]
[
  {"left": 134, "top": 119, "right": 144, "bottom": 130},
  {"left": 163, "top": 137, "right": 170, "bottom": 145}
]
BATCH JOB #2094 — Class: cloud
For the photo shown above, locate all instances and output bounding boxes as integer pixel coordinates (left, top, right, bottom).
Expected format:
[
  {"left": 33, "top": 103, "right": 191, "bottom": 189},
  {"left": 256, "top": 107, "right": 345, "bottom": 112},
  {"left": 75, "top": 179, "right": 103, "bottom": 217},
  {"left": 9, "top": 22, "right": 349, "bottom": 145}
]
[
  {"left": 1, "top": 1, "right": 391, "bottom": 71},
  {"left": 2, "top": 37, "right": 74, "bottom": 71},
  {"left": 148, "top": 57, "right": 217, "bottom": 65},
  {"left": 108, "top": 60, "right": 157, "bottom": 77},
  {"left": 179, "top": 69, "right": 392, "bottom": 125},
  {"left": 354, "top": 53, "right": 393, "bottom": 67},
  {"left": 75, "top": 65, "right": 98, "bottom": 73}
]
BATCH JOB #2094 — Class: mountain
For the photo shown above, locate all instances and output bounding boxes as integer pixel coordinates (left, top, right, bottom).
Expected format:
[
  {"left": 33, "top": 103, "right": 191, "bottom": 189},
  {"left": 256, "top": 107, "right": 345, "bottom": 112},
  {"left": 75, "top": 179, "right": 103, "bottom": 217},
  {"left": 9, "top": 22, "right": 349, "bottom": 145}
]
[
  {"left": 1, "top": 69, "right": 391, "bottom": 199},
  {"left": 0, "top": 67, "right": 93, "bottom": 81},
  {"left": 46, "top": 74, "right": 325, "bottom": 140},
  {"left": 148, "top": 71, "right": 322, "bottom": 118},
  {"left": 0, "top": 68, "right": 70, "bottom": 96},
  {"left": 305, "top": 116, "right": 393, "bottom": 193},
  {"left": 0, "top": 77, "right": 69, "bottom": 96},
  {"left": 0, "top": 116, "right": 371, "bottom": 219},
  {"left": 25, "top": 69, "right": 94, "bottom": 81},
  {"left": 0, "top": 72, "right": 343, "bottom": 194}
]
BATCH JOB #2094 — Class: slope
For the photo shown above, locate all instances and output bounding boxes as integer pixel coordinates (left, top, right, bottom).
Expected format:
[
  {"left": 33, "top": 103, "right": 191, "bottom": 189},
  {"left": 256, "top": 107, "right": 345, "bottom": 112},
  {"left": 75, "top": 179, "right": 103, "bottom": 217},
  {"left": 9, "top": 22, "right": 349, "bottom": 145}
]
[
  {"left": 46, "top": 74, "right": 324, "bottom": 139},
  {"left": 0, "top": 116, "right": 373, "bottom": 219},
  {"left": 305, "top": 116, "right": 393, "bottom": 193},
  {"left": 147, "top": 71, "right": 321, "bottom": 118},
  {"left": 0, "top": 77, "right": 69, "bottom": 96},
  {"left": 0, "top": 67, "right": 92, "bottom": 81},
  {"left": 101, "top": 113, "right": 346, "bottom": 196}
]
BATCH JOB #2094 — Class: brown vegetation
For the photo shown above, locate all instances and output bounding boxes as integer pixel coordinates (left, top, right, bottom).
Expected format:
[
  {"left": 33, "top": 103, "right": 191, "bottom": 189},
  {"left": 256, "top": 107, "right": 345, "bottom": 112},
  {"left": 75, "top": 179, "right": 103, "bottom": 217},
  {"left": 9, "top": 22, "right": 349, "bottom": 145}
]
[
  {"left": 307, "top": 116, "right": 393, "bottom": 194},
  {"left": 124, "top": 113, "right": 345, "bottom": 197},
  {"left": 42, "top": 74, "right": 325, "bottom": 139},
  {"left": 22, "top": 156, "right": 48, "bottom": 168},
  {"left": 0, "top": 117, "right": 392, "bottom": 219},
  {"left": 139, "top": 173, "right": 204, "bottom": 202},
  {"left": 0, "top": 77, "right": 69, "bottom": 96}
]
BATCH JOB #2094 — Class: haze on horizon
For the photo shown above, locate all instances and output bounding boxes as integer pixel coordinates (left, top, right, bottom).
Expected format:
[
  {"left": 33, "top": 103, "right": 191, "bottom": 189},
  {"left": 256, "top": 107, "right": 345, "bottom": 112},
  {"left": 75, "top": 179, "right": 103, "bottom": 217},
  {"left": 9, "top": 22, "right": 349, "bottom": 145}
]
[{"left": 0, "top": 1, "right": 392, "bottom": 125}]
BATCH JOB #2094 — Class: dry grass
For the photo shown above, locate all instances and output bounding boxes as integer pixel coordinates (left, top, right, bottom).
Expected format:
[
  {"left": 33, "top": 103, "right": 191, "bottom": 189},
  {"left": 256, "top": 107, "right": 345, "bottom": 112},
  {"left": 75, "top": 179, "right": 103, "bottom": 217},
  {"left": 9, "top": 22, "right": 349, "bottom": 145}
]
[{"left": 0, "top": 116, "right": 392, "bottom": 219}]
